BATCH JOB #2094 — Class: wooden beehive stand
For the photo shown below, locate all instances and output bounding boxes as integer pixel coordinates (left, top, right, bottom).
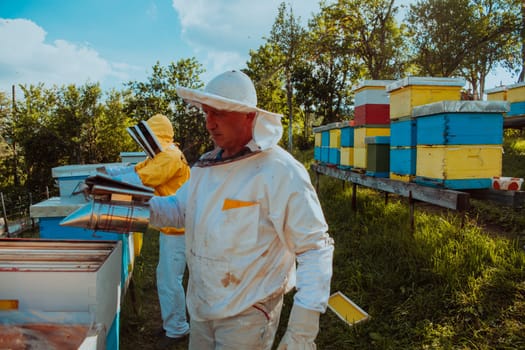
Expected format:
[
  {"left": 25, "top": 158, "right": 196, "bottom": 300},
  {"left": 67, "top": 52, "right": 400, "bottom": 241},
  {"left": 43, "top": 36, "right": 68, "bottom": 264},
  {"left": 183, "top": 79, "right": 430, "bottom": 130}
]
[{"left": 312, "top": 77, "right": 525, "bottom": 231}]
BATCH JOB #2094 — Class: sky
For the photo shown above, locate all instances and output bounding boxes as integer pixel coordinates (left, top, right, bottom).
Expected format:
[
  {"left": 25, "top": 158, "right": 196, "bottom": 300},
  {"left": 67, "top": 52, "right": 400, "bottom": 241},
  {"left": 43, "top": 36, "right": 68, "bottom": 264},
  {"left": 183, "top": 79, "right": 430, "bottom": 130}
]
[{"left": 0, "top": 0, "right": 517, "bottom": 98}]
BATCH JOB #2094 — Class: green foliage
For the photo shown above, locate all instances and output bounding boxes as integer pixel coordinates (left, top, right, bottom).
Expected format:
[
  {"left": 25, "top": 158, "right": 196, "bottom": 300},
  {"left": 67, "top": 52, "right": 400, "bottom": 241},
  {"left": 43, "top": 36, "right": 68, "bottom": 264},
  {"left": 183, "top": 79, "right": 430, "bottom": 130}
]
[{"left": 124, "top": 58, "right": 211, "bottom": 164}]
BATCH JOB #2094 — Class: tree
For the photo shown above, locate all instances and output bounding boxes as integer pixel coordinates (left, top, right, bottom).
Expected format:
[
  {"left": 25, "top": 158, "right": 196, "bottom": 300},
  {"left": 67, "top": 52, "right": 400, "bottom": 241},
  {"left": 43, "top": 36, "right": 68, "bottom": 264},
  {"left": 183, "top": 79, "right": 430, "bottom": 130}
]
[
  {"left": 125, "top": 58, "right": 209, "bottom": 164},
  {"left": 406, "top": 0, "right": 521, "bottom": 96},
  {"left": 267, "top": 2, "right": 308, "bottom": 152}
]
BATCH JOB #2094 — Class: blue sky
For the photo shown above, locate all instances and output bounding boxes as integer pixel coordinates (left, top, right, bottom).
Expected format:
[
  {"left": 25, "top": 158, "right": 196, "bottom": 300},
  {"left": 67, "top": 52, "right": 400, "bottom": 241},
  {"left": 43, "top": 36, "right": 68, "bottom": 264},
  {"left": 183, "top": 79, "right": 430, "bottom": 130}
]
[{"left": 0, "top": 0, "right": 516, "bottom": 97}]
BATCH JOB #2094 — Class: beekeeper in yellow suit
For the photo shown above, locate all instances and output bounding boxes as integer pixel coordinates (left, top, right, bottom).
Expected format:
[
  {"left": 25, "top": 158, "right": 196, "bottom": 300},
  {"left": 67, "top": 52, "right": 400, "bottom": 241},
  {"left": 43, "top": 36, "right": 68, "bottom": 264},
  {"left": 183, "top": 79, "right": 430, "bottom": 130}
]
[
  {"left": 104, "top": 113, "right": 191, "bottom": 347},
  {"left": 149, "top": 71, "right": 334, "bottom": 350}
]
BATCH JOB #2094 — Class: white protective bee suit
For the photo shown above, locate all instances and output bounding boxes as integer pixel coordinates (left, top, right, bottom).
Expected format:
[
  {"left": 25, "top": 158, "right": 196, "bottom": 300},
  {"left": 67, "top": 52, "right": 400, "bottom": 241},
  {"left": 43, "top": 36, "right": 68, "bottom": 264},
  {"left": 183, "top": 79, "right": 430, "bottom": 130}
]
[{"left": 149, "top": 70, "right": 334, "bottom": 350}]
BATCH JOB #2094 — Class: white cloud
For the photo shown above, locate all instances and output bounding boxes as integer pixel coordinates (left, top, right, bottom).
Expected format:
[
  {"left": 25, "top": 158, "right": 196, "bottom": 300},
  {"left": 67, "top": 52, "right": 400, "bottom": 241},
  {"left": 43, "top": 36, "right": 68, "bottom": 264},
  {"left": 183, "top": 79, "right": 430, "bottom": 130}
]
[
  {"left": 0, "top": 18, "right": 135, "bottom": 93},
  {"left": 171, "top": 0, "right": 320, "bottom": 81}
]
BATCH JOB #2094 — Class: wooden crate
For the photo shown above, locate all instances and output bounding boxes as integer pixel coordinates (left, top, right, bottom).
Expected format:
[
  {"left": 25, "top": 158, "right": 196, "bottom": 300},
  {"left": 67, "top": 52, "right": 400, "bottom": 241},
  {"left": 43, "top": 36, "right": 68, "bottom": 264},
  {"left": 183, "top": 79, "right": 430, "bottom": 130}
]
[{"left": 386, "top": 77, "right": 465, "bottom": 120}]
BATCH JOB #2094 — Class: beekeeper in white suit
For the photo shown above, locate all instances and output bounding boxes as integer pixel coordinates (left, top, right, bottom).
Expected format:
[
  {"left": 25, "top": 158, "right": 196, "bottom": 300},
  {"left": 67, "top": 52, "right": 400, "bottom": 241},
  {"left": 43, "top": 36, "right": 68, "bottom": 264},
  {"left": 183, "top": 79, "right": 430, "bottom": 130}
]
[{"left": 149, "top": 70, "right": 334, "bottom": 350}]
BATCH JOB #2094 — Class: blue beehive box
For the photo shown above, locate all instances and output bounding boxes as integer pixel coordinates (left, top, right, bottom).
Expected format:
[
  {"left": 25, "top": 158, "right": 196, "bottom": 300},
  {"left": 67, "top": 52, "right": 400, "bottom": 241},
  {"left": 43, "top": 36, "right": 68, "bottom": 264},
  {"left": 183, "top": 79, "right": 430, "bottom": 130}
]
[
  {"left": 390, "top": 118, "right": 417, "bottom": 147},
  {"left": 320, "top": 147, "right": 330, "bottom": 163},
  {"left": 341, "top": 125, "right": 355, "bottom": 147},
  {"left": 314, "top": 146, "right": 321, "bottom": 161},
  {"left": 329, "top": 148, "right": 341, "bottom": 165},
  {"left": 390, "top": 147, "right": 417, "bottom": 175},
  {"left": 413, "top": 101, "right": 507, "bottom": 145},
  {"left": 508, "top": 101, "right": 525, "bottom": 116},
  {"left": 321, "top": 131, "right": 330, "bottom": 147}
]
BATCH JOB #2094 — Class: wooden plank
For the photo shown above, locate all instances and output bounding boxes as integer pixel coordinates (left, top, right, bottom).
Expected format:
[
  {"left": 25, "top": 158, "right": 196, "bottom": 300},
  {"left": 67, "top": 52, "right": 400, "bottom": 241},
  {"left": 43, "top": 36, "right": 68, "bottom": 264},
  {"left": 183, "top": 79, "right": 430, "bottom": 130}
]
[
  {"left": 464, "top": 189, "right": 525, "bottom": 208},
  {"left": 312, "top": 164, "right": 470, "bottom": 211}
]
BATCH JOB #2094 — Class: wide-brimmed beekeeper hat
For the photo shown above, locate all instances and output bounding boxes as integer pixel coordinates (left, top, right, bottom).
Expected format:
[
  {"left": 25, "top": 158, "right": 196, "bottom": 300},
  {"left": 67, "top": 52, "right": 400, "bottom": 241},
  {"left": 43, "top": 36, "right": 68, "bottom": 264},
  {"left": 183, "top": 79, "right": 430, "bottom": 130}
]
[{"left": 176, "top": 70, "right": 283, "bottom": 150}]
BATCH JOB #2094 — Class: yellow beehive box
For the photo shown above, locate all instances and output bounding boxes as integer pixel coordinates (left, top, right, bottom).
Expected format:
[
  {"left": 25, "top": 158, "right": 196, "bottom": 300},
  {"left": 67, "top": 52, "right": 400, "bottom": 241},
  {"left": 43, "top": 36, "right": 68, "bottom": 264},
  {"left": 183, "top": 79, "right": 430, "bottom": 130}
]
[
  {"left": 416, "top": 145, "right": 502, "bottom": 179},
  {"left": 485, "top": 86, "right": 507, "bottom": 101},
  {"left": 314, "top": 132, "right": 322, "bottom": 147},
  {"left": 390, "top": 173, "right": 415, "bottom": 182},
  {"left": 387, "top": 77, "right": 465, "bottom": 120},
  {"left": 340, "top": 147, "right": 354, "bottom": 167},
  {"left": 330, "top": 128, "right": 341, "bottom": 148},
  {"left": 353, "top": 147, "right": 367, "bottom": 169},
  {"left": 354, "top": 126, "right": 390, "bottom": 148},
  {"left": 506, "top": 82, "right": 525, "bottom": 103}
]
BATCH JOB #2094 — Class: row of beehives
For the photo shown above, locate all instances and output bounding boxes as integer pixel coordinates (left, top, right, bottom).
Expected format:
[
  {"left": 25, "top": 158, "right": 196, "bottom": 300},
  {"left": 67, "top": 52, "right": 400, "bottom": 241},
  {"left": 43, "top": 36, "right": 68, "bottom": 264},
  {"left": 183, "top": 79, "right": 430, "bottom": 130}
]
[{"left": 313, "top": 77, "right": 523, "bottom": 190}]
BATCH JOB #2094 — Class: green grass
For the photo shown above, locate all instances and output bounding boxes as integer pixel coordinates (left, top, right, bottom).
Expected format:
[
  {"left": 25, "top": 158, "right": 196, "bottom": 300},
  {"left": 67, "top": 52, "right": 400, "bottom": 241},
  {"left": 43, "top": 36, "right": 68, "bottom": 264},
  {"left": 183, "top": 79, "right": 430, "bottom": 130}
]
[{"left": 120, "top": 138, "right": 525, "bottom": 349}]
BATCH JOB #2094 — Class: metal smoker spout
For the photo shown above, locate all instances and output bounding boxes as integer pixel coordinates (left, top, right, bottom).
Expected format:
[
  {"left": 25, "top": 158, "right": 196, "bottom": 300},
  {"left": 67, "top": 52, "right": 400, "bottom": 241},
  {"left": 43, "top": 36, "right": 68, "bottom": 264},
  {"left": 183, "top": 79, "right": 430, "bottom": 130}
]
[
  {"left": 59, "top": 173, "right": 154, "bottom": 234},
  {"left": 59, "top": 200, "right": 151, "bottom": 233}
]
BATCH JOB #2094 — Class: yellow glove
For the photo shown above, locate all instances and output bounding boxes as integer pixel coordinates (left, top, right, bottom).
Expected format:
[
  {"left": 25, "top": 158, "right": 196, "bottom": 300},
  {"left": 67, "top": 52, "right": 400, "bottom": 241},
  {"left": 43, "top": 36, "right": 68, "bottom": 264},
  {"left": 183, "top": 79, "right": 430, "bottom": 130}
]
[{"left": 277, "top": 304, "right": 320, "bottom": 350}]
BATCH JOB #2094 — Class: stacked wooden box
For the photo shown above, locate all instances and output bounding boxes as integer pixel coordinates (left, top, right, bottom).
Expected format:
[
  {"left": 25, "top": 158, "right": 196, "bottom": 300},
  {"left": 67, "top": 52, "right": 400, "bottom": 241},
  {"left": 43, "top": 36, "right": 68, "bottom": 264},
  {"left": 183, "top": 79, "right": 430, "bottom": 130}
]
[
  {"left": 506, "top": 82, "right": 525, "bottom": 116},
  {"left": 413, "top": 100, "right": 507, "bottom": 189},
  {"left": 352, "top": 80, "right": 392, "bottom": 170},
  {"left": 313, "top": 122, "right": 343, "bottom": 166},
  {"left": 485, "top": 86, "right": 507, "bottom": 102},
  {"left": 339, "top": 121, "right": 355, "bottom": 169},
  {"left": 365, "top": 136, "right": 390, "bottom": 177},
  {"left": 386, "top": 77, "right": 466, "bottom": 182}
]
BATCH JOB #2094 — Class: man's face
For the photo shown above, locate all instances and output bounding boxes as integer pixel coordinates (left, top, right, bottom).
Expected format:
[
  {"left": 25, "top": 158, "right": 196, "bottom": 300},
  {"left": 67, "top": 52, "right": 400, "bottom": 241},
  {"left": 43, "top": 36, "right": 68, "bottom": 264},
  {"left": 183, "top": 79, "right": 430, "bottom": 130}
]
[{"left": 203, "top": 105, "right": 255, "bottom": 157}]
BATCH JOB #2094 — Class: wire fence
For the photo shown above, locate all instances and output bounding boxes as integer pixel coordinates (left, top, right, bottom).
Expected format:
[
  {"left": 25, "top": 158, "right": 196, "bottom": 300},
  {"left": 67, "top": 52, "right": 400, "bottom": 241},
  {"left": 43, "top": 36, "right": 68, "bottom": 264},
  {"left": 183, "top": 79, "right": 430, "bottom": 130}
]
[{"left": 0, "top": 188, "right": 51, "bottom": 238}]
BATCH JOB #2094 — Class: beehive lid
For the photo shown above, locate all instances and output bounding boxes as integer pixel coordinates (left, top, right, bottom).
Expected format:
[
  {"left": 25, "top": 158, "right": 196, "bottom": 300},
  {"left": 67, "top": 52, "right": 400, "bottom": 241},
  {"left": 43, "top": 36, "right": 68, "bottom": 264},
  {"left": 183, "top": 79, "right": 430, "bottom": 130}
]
[
  {"left": 51, "top": 163, "right": 123, "bottom": 179},
  {"left": 507, "top": 81, "right": 525, "bottom": 90},
  {"left": 353, "top": 79, "right": 396, "bottom": 92},
  {"left": 386, "top": 76, "right": 466, "bottom": 92},
  {"left": 485, "top": 85, "right": 507, "bottom": 94},
  {"left": 412, "top": 100, "right": 509, "bottom": 118},
  {"left": 313, "top": 121, "right": 345, "bottom": 133},
  {"left": 365, "top": 136, "right": 390, "bottom": 144},
  {"left": 29, "top": 195, "right": 88, "bottom": 218}
]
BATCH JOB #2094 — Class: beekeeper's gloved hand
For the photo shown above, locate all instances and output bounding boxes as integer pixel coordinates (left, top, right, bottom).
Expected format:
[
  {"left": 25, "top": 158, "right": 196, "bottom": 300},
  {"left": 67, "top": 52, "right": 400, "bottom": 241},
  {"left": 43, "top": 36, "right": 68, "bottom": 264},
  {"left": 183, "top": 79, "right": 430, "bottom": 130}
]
[{"left": 277, "top": 304, "right": 320, "bottom": 350}]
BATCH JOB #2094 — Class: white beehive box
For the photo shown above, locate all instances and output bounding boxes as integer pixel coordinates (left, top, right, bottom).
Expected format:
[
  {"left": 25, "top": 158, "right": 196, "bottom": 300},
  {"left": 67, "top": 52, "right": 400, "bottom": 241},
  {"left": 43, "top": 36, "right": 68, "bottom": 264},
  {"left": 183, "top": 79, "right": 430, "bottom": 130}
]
[{"left": 0, "top": 239, "right": 122, "bottom": 349}]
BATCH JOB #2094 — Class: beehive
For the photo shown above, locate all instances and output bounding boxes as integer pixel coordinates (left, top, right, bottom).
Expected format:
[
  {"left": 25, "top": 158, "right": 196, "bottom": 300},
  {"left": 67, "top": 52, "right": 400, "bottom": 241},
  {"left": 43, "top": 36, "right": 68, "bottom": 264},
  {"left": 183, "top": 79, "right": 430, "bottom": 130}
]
[
  {"left": 353, "top": 80, "right": 394, "bottom": 126},
  {"left": 365, "top": 136, "right": 390, "bottom": 177},
  {"left": 390, "top": 147, "right": 416, "bottom": 178},
  {"left": 340, "top": 123, "right": 355, "bottom": 147},
  {"left": 386, "top": 77, "right": 465, "bottom": 120},
  {"left": 390, "top": 117, "right": 417, "bottom": 147},
  {"left": 30, "top": 195, "right": 135, "bottom": 303},
  {"left": 413, "top": 101, "right": 507, "bottom": 145},
  {"left": 340, "top": 147, "right": 354, "bottom": 169},
  {"left": 0, "top": 239, "right": 121, "bottom": 350},
  {"left": 353, "top": 126, "right": 390, "bottom": 170},
  {"left": 506, "top": 82, "right": 525, "bottom": 103},
  {"left": 313, "top": 122, "right": 343, "bottom": 165},
  {"left": 506, "top": 82, "right": 525, "bottom": 116},
  {"left": 485, "top": 86, "right": 507, "bottom": 101},
  {"left": 415, "top": 144, "right": 502, "bottom": 189}
]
